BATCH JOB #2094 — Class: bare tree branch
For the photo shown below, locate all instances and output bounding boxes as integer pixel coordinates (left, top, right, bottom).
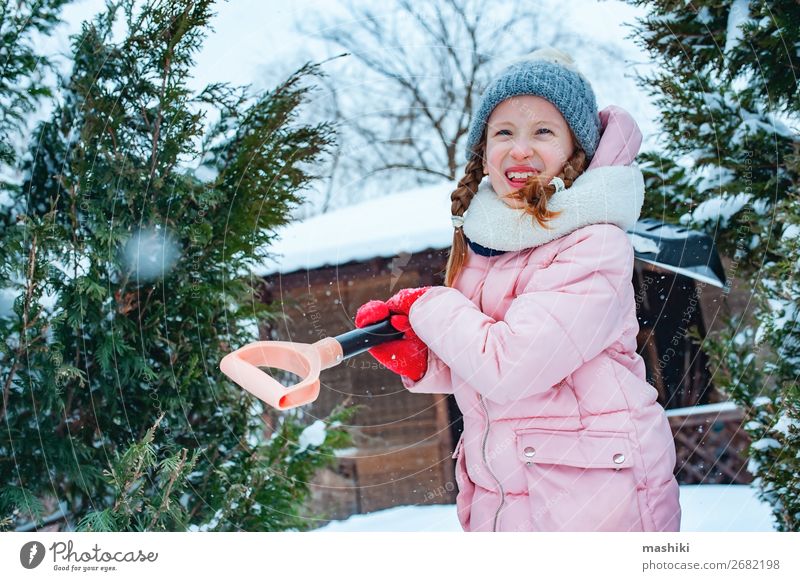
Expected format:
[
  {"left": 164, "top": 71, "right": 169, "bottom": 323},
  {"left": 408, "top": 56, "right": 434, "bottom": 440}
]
[{"left": 295, "top": 0, "right": 619, "bottom": 207}]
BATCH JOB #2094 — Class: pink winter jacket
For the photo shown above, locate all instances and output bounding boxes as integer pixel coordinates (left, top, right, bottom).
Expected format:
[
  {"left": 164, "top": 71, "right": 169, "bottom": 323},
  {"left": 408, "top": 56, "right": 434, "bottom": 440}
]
[{"left": 402, "top": 107, "right": 681, "bottom": 532}]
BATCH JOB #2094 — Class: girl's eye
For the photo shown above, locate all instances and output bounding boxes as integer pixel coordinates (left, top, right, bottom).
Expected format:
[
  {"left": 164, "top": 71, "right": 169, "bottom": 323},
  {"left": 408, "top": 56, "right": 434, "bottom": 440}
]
[
  {"left": 536, "top": 128, "right": 553, "bottom": 135},
  {"left": 496, "top": 129, "right": 512, "bottom": 136}
]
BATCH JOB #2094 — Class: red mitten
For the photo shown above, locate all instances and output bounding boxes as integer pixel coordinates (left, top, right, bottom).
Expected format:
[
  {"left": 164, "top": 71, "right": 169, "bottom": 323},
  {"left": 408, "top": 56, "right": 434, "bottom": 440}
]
[{"left": 355, "top": 287, "right": 431, "bottom": 381}]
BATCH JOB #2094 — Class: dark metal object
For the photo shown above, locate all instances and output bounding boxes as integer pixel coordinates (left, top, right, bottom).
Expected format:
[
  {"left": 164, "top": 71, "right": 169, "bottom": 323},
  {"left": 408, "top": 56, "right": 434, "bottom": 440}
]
[{"left": 628, "top": 219, "right": 727, "bottom": 288}]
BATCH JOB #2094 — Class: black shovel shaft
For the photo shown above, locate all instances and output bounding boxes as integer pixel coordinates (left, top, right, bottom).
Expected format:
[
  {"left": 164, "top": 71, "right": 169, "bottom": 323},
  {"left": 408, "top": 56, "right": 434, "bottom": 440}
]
[{"left": 335, "top": 319, "right": 405, "bottom": 359}]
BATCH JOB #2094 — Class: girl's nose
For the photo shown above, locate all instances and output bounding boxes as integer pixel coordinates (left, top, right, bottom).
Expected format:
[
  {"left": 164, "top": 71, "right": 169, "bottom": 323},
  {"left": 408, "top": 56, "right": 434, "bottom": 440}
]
[{"left": 510, "top": 140, "right": 534, "bottom": 160}]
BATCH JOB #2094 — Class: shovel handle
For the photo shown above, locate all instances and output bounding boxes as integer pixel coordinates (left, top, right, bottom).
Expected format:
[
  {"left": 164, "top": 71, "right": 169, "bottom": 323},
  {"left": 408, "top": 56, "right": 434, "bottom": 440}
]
[{"left": 335, "top": 318, "right": 405, "bottom": 359}]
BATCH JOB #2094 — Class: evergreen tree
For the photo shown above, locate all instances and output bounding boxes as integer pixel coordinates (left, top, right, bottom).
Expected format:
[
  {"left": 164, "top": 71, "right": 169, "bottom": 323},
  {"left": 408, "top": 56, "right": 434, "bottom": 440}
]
[
  {"left": 0, "top": 0, "right": 354, "bottom": 531},
  {"left": 628, "top": 0, "right": 799, "bottom": 530},
  {"left": 0, "top": 0, "right": 68, "bottom": 212},
  {"left": 0, "top": 0, "right": 69, "bottom": 532}
]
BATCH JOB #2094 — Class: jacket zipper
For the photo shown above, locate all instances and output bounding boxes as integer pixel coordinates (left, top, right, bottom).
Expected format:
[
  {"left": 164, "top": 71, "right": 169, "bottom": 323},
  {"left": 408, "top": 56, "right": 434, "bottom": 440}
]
[{"left": 479, "top": 394, "right": 505, "bottom": 531}]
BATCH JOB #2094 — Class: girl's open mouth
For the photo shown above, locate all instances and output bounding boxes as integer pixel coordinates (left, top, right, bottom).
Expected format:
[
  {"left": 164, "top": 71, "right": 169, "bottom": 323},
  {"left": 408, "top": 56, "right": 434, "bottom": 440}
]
[{"left": 504, "top": 167, "right": 539, "bottom": 188}]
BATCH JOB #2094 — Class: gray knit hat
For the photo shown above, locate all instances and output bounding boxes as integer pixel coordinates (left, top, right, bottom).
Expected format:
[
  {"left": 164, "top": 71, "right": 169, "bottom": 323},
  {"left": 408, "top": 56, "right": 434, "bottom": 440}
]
[{"left": 466, "top": 48, "right": 601, "bottom": 162}]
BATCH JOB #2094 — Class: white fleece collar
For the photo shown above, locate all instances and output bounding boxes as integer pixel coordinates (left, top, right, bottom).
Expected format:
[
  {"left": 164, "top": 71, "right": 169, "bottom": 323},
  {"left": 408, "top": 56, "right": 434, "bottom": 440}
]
[{"left": 462, "top": 165, "right": 644, "bottom": 252}]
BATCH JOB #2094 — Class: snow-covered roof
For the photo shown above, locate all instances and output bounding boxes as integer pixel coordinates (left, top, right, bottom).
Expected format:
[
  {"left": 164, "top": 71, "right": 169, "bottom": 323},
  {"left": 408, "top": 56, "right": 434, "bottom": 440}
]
[{"left": 255, "top": 181, "right": 455, "bottom": 276}]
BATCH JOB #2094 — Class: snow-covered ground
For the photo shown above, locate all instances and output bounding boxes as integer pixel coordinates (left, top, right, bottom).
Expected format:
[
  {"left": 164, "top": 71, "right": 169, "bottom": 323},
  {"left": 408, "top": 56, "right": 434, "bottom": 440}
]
[{"left": 316, "top": 485, "right": 776, "bottom": 532}]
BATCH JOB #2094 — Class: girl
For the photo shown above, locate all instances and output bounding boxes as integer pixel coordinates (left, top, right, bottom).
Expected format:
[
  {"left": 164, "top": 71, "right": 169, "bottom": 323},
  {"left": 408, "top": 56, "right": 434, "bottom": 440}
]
[{"left": 355, "top": 48, "right": 681, "bottom": 532}]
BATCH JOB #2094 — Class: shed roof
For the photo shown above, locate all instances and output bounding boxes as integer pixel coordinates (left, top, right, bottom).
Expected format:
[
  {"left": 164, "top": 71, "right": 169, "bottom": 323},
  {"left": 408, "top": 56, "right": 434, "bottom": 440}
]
[{"left": 255, "top": 181, "right": 454, "bottom": 276}]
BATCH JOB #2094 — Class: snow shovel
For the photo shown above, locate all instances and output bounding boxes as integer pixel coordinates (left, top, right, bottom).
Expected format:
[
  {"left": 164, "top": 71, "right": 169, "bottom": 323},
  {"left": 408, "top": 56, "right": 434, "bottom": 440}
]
[{"left": 219, "top": 319, "right": 404, "bottom": 410}]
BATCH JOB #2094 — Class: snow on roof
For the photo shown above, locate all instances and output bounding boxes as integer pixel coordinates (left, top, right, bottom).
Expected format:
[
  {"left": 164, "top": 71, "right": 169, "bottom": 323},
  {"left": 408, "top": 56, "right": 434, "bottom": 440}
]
[
  {"left": 665, "top": 401, "right": 740, "bottom": 417},
  {"left": 255, "top": 181, "right": 455, "bottom": 276}
]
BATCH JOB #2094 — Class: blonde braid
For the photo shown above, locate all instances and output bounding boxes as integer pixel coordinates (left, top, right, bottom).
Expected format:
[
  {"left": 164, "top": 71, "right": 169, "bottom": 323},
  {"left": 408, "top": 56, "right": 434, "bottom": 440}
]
[{"left": 444, "top": 147, "right": 486, "bottom": 287}]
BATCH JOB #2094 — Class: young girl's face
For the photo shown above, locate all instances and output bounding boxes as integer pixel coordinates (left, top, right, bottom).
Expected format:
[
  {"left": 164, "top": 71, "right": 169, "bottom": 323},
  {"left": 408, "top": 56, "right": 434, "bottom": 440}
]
[{"left": 483, "top": 95, "right": 576, "bottom": 207}]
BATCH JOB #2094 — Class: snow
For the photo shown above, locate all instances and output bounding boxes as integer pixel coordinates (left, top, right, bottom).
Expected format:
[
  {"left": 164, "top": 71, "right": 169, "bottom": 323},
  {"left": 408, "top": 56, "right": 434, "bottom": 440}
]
[
  {"left": 254, "top": 181, "right": 454, "bottom": 276},
  {"left": 333, "top": 446, "right": 359, "bottom": 457},
  {"left": 665, "top": 401, "right": 739, "bottom": 417},
  {"left": 0, "top": 287, "right": 17, "bottom": 316},
  {"left": 51, "top": 253, "right": 91, "bottom": 280},
  {"left": 754, "top": 322, "right": 768, "bottom": 346},
  {"left": 747, "top": 456, "right": 761, "bottom": 476},
  {"left": 696, "top": 7, "right": 713, "bottom": 25},
  {"left": 696, "top": 165, "right": 736, "bottom": 193},
  {"left": 315, "top": 485, "right": 776, "bottom": 532},
  {"left": 193, "top": 164, "right": 219, "bottom": 183},
  {"left": 767, "top": 297, "right": 797, "bottom": 332},
  {"left": 316, "top": 504, "right": 461, "bottom": 532},
  {"left": 629, "top": 233, "right": 660, "bottom": 255},
  {"left": 678, "top": 485, "right": 775, "bottom": 531},
  {"left": 122, "top": 227, "right": 181, "bottom": 282},
  {"left": 751, "top": 438, "right": 781, "bottom": 452},
  {"left": 772, "top": 412, "right": 798, "bottom": 437},
  {"left": 239, "top": 318, "right": 261, "bottom": 342},
  {"left": 188, "top": 508, "right": 224, "bottom": 532},
  {"left": 782, "top": 224, "right": 800, "bottom": 241},
  {"left": 296, "top": 419, "right": 327, "bottom": 454},
  {"left": 732, "top": 110, "right": 796, "bottom": 144},
  {"left": 725, "top": 0, "right": 752, "bottom": 54},
  {"left": 683, "top": 192, "right": 751, "bottom": 227}
]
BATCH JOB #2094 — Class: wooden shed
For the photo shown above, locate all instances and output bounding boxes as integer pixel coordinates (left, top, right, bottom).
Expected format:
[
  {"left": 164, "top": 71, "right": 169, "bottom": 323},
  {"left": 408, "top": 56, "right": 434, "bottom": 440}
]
[{"left": 253, "top": 182, "right": 754, "bottom": 524}]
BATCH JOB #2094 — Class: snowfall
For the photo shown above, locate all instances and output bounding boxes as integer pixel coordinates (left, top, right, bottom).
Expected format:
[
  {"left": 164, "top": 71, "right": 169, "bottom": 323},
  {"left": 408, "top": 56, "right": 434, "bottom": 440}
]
[
  {"left": 316, "top": 485, "right": 777, "bottom": 532},
  {"left": 44, "top": 1, "right": 783, "bottom": 536}
]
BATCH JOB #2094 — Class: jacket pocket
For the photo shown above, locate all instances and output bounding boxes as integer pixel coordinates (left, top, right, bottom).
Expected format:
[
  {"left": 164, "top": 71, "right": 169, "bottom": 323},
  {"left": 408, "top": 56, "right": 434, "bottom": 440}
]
[
  {"left": 516, "top": 428, "right": 644, "bottom": 532},
  {"left": 451, "top": 435, "right": 475, "bottom": 532}
]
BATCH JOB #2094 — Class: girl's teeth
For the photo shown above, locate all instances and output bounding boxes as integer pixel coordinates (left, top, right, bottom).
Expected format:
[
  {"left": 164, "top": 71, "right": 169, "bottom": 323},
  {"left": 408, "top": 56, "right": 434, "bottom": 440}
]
[{"left": 507, "top": 172, "right": 535, "bottom": 180}]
